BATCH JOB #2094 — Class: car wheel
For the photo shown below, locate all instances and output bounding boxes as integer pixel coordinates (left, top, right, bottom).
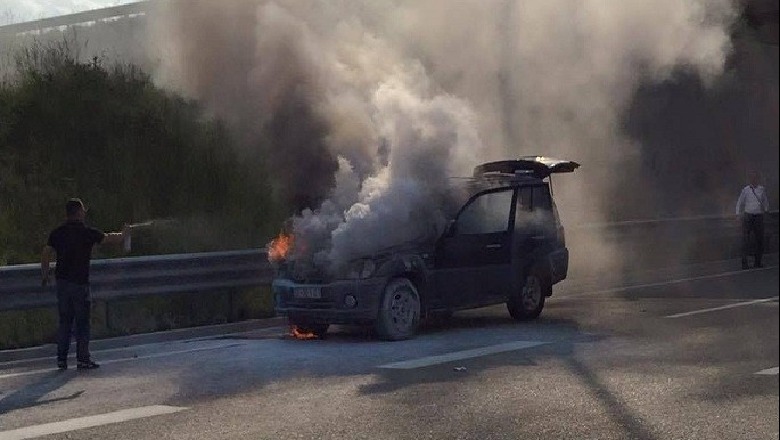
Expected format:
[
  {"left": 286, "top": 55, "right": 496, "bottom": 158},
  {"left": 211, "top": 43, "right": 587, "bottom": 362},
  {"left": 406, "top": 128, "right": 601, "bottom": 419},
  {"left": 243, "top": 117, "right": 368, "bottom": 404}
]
[
  {"left": 289, "top": 321, "right": 329, "bottom": 339},
  {"left": 375, "top": 278, "right": 421, "bottom": 341},
  {"left": 507, "top": 268, "right": 548, "bottom": 321}
]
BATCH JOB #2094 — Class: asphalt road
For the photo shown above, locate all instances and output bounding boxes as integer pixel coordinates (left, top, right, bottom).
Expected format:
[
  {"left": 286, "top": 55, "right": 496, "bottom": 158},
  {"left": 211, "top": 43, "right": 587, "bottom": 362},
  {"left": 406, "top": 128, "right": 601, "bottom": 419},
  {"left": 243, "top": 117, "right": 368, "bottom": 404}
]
[{"left": 0, "top": 258, "right": 777, "bottom": 440}]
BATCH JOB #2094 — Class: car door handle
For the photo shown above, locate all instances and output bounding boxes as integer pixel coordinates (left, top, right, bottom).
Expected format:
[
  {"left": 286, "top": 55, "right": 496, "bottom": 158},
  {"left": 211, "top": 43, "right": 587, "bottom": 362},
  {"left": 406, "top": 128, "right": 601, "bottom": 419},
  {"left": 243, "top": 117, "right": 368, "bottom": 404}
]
[
  {"left": 485, "top": 244, "right": 503, "bottom": 249},
  {"left": 531, "top": 235, "right": 546, "bottom": 240}
]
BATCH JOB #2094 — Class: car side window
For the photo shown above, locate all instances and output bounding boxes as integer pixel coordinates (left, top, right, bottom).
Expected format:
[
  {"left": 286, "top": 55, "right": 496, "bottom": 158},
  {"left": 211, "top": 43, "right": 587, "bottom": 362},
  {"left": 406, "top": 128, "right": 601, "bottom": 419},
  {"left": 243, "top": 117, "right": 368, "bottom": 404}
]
[
  {"left": 515, "top": 187, "right": 534, "bottom": 227},
  {"left": 530, "top": 185, "right": 556, "bottom": 234},
  {"left": 532, "top": 185, "right": 552, "bottom": 211},
  {"left": 457, "top": 190, "right": 514, "bottom": 235}
]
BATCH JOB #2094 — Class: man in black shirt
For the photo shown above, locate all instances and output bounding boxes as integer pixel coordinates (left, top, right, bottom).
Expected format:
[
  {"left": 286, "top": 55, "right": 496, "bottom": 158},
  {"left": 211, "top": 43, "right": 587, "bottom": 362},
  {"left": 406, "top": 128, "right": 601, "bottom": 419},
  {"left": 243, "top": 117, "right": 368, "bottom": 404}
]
[{"left": 41, "top": 198, "right": 128, "bottom": 370}]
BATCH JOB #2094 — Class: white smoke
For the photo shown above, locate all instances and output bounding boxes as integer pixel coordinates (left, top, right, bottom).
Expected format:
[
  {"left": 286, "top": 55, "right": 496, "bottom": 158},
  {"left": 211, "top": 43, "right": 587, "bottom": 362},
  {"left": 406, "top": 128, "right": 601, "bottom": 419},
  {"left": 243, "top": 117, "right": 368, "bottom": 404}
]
[
  {"left": 288, "top": 49, "right": 482, "bottom": 268},
  {"left": 326, "top": 81, "right": 480, "bottom": 265},
  {"left": 146, "top": 0, "right": 738, "bottom": 270},
  {"left": 375, "top": 0, "right": 736, "bottom": 221}
]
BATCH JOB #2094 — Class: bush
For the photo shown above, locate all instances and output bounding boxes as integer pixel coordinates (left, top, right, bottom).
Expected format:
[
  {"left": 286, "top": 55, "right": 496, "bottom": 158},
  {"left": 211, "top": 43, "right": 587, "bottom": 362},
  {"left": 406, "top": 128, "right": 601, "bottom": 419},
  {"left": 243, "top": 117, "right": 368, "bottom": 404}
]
[{"left": 0, "top": 40, "right": 284, "bottom": 264}]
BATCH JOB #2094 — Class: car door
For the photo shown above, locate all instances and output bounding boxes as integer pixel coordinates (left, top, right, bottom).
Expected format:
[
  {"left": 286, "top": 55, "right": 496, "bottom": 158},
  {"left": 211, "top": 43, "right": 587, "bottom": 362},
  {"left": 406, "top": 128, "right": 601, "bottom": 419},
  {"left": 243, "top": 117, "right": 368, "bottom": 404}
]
[
  {"left": 513, "top": 184, "right": 556, "bottom": 271},
  {"left": 435, "top": 188, "right": 516, "bottom": 308}
]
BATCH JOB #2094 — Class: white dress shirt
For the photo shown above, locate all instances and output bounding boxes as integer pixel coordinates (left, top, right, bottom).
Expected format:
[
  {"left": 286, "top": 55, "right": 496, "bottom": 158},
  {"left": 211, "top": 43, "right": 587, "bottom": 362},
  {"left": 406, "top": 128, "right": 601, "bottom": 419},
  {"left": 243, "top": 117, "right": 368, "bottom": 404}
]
[{"left": 736, "top": 185, "right": 769, "bottom": 215}]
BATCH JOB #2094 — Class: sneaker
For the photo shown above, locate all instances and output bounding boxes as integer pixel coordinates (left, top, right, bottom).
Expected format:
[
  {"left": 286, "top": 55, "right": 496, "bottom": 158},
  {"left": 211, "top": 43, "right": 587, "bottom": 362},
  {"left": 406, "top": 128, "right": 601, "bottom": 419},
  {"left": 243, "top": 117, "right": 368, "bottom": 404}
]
[
  {"left": 76, "top": 360, "right": 100, "bottom": 370},
  {"left": 57, "top": 360, "right": 67, "bottom": 370}
]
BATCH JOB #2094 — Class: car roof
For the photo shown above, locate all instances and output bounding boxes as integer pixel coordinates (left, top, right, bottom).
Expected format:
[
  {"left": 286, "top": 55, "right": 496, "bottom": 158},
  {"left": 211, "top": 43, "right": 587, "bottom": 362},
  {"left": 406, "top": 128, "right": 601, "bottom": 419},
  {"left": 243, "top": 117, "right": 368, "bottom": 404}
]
[{"left": 450, "top": 176, "right": 545, "bottom": 201}]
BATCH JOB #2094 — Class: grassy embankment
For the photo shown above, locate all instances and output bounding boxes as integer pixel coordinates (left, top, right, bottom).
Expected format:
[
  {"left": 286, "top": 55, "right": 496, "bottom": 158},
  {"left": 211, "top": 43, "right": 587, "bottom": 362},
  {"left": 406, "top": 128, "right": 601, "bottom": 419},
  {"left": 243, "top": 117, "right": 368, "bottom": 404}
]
[{"left": 0, "top": 42, "right": 284, "bottom": 349}]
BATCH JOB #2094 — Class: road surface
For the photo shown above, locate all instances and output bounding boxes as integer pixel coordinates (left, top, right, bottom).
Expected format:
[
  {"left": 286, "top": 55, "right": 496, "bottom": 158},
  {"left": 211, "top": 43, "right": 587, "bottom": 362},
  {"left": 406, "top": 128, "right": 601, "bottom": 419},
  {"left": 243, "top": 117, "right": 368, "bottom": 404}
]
[{"left": 1, "top": 258, "right": 778, "bottom": 439}]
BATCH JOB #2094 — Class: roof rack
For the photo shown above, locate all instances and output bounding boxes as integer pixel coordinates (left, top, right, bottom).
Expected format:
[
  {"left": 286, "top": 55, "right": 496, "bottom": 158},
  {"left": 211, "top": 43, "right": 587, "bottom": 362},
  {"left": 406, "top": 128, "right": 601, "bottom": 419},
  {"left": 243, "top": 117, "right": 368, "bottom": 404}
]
[{"left": 473, "top": 156, "right": 580, "bottom": 179}]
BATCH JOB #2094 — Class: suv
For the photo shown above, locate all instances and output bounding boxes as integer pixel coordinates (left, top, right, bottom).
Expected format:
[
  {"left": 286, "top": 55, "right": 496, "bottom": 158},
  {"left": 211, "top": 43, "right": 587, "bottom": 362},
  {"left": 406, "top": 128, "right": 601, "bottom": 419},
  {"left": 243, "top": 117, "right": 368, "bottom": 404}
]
[{"left": 272, "top": 156, "right": 579, "bottom": 340}]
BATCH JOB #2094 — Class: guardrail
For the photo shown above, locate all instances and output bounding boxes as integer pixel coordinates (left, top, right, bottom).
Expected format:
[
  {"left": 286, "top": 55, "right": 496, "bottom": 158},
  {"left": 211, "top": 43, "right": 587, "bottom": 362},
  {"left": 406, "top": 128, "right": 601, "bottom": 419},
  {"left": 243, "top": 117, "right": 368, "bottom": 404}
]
[
  {"left": 570, "top": 210, "right": 777, "bottom": 229},
  {"left": 1, "top": 212, "right": 777, "bottom": 312},
  {"left": 0, "top": 249, "right": 274, "bottom": 311},
  {"left": 566, "top": 211, "right": 778, "bottom": 276},
  {"left": 0, "top": 2, "right": 148, "bottom": 36}
]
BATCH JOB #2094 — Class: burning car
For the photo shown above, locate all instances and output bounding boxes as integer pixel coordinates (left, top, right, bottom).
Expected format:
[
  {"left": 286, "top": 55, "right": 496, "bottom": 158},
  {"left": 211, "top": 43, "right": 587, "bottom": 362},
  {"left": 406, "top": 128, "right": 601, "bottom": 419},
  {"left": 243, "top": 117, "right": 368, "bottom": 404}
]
[{"left": 271, "top": 156, "right": 579, "bottom": 340}]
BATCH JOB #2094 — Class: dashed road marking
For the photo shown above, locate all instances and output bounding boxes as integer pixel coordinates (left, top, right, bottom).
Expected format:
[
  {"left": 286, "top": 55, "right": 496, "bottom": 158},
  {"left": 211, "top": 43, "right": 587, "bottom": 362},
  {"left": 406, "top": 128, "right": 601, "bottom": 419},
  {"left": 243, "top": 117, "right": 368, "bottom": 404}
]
[
  {"left": 755, "top": 367, "right": 779, "bottom": 376},
  {"left": 664, "top": 296, "right": 779, "bottom": 319},
  {"left": 0, "top": 405, "right": 187, "bottom": 440},
  {"left": 378, "top": 341, "right": 548, "bottom": 369}
]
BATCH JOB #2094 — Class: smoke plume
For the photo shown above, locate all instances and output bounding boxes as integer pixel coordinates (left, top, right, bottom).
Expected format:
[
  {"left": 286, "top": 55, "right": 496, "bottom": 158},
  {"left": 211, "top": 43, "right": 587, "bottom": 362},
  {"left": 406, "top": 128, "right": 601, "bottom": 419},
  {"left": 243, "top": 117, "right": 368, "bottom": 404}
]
[{"left": 147, "top": 0, "right": 738, "bottom": 269}]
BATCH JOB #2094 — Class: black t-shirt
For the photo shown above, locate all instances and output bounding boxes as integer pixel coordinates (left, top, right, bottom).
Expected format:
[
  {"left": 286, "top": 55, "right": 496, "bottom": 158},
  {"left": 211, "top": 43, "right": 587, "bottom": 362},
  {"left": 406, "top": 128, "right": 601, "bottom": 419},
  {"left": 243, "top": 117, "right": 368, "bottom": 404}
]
[{"left": 47, "top": 221, "right": 105, "bottom": 284}]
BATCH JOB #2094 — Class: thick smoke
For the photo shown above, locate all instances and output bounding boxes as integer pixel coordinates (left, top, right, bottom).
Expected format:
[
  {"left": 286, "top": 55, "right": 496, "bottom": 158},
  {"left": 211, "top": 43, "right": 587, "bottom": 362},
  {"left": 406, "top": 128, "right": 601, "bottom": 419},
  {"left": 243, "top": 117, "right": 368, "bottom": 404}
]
[
  {"left": 283, "top": 40, "right": 481, "bottom": 267},
  {"left": 376, "top": 0, "right": 736, "bottom": 222},
  {"left": 146, "top": 0, "right": 738, "bottom": 270}
]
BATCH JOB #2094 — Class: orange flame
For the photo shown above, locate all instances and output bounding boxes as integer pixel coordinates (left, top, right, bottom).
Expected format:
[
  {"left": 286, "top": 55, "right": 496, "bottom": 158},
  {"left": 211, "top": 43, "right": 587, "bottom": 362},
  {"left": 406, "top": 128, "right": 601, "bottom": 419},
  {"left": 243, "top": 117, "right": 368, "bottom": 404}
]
[
  {"left": 290, "top": 325, "right": 318, "bottom": 340},
  {"left": 268, "top": 232, "right": 294, "bottom": 262}
]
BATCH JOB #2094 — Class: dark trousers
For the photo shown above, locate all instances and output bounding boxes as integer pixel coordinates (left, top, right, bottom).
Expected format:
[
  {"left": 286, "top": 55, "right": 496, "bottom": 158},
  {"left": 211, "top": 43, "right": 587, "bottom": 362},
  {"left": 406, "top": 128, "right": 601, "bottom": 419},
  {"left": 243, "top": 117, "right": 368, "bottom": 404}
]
[
  {"left": 742, "top": 214, "right": 764, "bottom": 266},
  {"left": 56, "top": 280, "right": 92, "bottom": 363}
]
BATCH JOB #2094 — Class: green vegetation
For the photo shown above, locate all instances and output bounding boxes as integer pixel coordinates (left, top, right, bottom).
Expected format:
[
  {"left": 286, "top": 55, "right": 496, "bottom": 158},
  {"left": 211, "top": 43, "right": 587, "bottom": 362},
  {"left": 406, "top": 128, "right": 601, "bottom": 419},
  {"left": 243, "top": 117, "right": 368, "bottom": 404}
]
[{"left": 0, "top": 41, "right": 285, "bottom": 265}]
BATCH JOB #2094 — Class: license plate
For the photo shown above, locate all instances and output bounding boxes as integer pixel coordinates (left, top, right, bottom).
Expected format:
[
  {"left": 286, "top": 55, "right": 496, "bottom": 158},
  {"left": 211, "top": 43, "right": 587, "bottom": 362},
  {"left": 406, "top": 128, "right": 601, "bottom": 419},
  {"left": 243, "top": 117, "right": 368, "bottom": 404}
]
[{"left": 293, "top": 286, "right": 322, "bottom": 299}]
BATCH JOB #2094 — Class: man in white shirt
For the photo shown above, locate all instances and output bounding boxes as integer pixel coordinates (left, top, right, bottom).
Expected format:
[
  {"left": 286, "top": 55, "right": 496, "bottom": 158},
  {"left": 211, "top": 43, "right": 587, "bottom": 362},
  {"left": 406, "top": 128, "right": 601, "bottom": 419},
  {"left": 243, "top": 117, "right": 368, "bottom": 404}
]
[{"left": 735, "top": 171, "right": 770, "bottom": 269}]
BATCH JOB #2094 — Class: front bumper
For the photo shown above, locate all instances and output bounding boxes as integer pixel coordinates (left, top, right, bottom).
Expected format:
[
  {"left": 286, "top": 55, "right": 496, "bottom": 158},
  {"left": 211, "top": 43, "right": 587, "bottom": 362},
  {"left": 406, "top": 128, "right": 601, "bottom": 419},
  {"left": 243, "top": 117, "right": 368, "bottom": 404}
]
[{"left": 272, "top": 277, "right": 387, "bottom": 325}]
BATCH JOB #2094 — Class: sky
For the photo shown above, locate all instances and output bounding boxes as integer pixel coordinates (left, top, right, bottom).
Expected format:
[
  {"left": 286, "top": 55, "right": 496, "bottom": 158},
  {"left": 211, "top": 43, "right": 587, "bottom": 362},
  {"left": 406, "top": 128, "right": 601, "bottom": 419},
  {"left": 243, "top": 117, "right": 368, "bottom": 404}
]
[{"left": 1, "top": 0, "right": 138, "bottom": 25}]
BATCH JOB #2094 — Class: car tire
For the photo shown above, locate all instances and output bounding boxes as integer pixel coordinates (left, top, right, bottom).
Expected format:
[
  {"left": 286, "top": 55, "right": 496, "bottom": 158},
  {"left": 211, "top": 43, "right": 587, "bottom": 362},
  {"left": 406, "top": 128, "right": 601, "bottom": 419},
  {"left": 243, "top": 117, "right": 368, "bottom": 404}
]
[
  {"left": 289, "top": 321, "right": 329, "bottom": 339},
  {"left": 375, "top": 278, "right": 421, "bottom": 341},
  {"left": 507, "top": 267, "right": 548, "bottom": 321}
]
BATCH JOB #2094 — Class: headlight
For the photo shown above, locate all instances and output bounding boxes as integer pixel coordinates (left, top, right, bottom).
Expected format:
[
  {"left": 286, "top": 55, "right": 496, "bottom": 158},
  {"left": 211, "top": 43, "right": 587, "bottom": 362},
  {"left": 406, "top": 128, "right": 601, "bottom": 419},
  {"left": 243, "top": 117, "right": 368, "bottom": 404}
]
[{"left": 345, "top": 259, "right": 377, "bottom": 279}]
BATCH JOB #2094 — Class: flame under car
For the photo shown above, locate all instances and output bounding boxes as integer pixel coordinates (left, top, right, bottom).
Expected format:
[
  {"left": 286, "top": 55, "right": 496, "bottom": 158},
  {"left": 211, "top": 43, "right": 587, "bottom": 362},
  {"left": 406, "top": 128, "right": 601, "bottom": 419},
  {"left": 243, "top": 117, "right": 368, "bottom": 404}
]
[{"left": 272, "top": 157, "right": 579, "bottom": 340}]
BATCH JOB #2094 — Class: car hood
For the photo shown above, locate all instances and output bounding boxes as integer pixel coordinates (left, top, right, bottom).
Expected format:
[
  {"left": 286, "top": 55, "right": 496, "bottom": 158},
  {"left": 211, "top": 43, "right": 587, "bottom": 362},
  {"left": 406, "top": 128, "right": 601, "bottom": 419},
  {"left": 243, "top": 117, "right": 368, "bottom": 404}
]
[{"left": 358, "top": 239, "right": 435, "bottom": 261}]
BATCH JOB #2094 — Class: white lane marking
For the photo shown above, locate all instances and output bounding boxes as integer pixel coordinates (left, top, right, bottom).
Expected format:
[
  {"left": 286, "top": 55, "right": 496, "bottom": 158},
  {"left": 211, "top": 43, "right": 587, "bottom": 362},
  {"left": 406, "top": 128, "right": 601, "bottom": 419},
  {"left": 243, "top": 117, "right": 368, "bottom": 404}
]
[
  {"left": 755, "top": 367, "right": 779, "bottom": 376},
  {"left": 0, "top": 405, "right": 186, "bottom": 440},
  {"left": 0, "top": 342, "right": 243, "bottom": 380},
  {"left": 664, "top": 296, "right": 779, "bottom": 319},
  {"left": 563, "top": 265, "right": 778, "bottom": 299},
  {"left": 378, "top": 341, "right": 547, "bottom": 369}
]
